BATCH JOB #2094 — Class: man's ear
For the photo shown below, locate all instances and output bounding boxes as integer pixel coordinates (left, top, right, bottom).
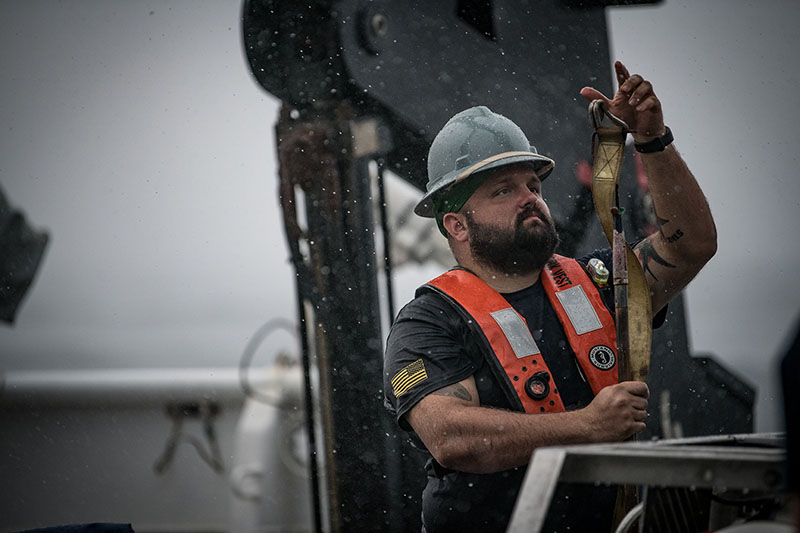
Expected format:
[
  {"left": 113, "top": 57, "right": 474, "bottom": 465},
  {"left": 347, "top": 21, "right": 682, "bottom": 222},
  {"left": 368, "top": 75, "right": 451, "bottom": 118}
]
[{"left": 442, "top": 213, "right": 468, "bottom": 242}]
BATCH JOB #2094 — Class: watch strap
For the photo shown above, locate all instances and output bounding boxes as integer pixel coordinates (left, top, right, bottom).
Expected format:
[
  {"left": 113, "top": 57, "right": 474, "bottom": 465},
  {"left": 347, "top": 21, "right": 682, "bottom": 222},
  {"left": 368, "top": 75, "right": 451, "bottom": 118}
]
[{"left": 634, "top": 126, "right": 673, "bottom": 153}]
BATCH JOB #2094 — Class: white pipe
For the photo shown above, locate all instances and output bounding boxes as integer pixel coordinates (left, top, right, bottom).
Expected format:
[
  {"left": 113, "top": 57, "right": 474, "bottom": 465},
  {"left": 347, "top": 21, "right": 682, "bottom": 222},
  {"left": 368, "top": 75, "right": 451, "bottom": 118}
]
[{"left": 0, "top": 366, "right": 282, "bottom": 407}]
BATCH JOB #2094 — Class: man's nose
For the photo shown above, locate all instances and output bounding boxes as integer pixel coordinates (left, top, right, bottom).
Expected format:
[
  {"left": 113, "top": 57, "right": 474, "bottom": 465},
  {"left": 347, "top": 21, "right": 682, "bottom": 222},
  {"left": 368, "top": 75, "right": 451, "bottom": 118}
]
[{"left": 518, "top": 187, "right": 539, "bottom": 207}]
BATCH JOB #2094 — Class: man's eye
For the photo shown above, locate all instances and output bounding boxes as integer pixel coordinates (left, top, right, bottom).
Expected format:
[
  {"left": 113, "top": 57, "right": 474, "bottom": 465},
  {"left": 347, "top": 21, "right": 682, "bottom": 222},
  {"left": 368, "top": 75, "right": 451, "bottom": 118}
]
[{"left": 494, "top": 188, "right": 510, "bottom": 197}]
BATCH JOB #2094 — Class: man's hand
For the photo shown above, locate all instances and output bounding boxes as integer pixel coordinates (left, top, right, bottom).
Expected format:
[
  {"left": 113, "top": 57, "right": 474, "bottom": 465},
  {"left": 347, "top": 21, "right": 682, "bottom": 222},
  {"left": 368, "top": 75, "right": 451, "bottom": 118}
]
[
  {"left": 580, "top": 61, "right": 666, "bottom": 143},
  {"left": 580, "top": 61, "right": 717, "bottom": 313},
  {"left": 581, "top": 381, "right": 649, "bottom": 441}
]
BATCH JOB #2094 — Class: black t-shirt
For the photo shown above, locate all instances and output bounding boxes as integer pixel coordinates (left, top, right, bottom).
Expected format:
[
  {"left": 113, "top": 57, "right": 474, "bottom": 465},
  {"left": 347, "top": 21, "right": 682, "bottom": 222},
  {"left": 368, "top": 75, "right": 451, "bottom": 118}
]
[{"left": 383, "top": 249, "right": 619, "bottom": 533}]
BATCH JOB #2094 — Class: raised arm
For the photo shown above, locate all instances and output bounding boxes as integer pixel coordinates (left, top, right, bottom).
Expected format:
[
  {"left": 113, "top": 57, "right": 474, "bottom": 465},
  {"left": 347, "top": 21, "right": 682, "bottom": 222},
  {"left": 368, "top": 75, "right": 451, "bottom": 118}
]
[
  {"left": 581, "top": 61, "right": 717, "bottom": 313},
  {"left": 405, "top": 375, "right": 649, "bottom": 474}
]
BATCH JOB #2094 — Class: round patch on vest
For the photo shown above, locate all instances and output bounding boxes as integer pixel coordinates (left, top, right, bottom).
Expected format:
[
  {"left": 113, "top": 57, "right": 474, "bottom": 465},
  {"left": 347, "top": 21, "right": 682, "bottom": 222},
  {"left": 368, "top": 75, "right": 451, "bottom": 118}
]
[
  {"left": 525, "top": 371, "right": 550, "bottom": 400},
  {"left": 589, "top": 345, "right": 616, "bottom": 370}
]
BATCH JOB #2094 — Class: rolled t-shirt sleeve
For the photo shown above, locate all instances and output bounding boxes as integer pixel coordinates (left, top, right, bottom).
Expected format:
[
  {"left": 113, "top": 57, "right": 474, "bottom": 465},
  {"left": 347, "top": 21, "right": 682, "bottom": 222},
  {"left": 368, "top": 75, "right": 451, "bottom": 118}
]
[{"left": 384, "top": 291, "right": 477, "bottom": 429}]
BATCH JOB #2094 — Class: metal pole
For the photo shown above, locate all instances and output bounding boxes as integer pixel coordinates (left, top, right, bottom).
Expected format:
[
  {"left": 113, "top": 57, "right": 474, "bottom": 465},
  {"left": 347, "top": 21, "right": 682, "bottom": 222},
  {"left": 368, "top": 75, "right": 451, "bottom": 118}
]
[
  {"left": 276, "top": 107, "right": 324, "bottom": 533},
  {"left": 276, "top": 103, "right": 404, "bottom": 531},
  {"left": 376, "top": 160, "right": 396, "bottom": 323}
]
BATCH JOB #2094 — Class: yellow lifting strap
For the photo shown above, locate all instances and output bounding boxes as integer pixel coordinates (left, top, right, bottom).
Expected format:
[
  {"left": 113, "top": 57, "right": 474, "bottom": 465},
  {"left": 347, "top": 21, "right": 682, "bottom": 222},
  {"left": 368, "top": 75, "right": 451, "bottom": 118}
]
[
  {"left": 589, "top": 99, "right": 653, "bottom": 531},
  {"left": 588, "top": 100, "right": 652, "bottom": 384}
]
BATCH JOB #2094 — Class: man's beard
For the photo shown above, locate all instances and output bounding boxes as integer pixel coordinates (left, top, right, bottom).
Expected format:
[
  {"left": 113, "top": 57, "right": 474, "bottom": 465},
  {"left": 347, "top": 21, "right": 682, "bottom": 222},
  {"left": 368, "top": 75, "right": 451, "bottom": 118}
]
[{"left": 466, "top": 204, "right": 560, "bottom": 276}]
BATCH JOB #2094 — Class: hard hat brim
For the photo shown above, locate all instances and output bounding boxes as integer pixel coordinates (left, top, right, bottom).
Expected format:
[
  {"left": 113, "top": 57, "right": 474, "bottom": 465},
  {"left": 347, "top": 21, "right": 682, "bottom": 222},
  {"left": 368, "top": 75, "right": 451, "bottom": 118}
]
[{"left": 414, "top": 152, "right": 555, "bottom": 218}]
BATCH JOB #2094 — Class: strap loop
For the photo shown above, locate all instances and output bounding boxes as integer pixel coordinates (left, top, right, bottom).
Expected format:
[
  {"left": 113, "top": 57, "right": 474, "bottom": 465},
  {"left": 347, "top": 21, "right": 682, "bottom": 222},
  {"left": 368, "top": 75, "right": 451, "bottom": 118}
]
[{"left": 589, "top": 99, "right": 632, "bottom": 132}]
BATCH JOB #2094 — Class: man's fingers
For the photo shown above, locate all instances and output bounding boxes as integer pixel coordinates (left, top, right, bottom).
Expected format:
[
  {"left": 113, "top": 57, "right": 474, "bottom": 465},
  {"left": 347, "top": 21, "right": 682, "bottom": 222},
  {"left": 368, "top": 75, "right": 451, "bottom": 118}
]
[
  {"left": 614, "top": 61, "right": 631, "bottom": 86},
  {"left": 631, "top": 397, "right": 648, "bottom": 411},
  {"left": 620, "top": 380, "right": 650, "bottom": 399},
  {"left": 628, "top": 80, "right": 654, "bottom": 107},
  {"left": 635, "top": 96, "right": 661, "bottom": 114},
  {"left": 580, "top": 86, "right": 608, "bottom": 103},
  {"left": 620, "top": 73, "right": 645, "bottom": 96}
]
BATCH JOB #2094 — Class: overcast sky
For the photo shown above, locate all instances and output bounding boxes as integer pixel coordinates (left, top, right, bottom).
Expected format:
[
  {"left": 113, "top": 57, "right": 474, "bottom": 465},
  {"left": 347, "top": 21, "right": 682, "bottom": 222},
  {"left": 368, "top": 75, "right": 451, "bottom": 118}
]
[{"left": 1, "top": 0, "right": 798, "bottom": 432}]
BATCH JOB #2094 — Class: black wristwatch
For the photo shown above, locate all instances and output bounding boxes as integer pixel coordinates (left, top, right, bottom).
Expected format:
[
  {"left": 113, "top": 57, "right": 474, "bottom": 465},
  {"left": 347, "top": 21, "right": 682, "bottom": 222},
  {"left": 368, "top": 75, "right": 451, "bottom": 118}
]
[{"left": 634, "top": 126, "right": 673, "bottom": 153}]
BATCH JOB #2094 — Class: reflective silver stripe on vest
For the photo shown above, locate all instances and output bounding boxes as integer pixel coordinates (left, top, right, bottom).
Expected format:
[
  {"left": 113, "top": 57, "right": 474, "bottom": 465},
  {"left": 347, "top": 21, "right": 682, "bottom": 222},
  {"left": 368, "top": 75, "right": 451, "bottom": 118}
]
[
  {"left": 490, "top": 308, "right": 540, "bottom": 358},
  {"left": 555, "top": 285, "right": 602, "bottom": 335}
]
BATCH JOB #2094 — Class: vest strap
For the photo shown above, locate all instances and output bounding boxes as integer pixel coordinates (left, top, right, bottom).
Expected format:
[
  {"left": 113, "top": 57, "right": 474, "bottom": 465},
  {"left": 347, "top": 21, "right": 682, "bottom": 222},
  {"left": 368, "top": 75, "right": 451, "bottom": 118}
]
[
  {"left": 426, "top": 269, "right": 563, "bottom": 413},
  {"left": 425, "top": 256, "right": 617, "bottom": 414},
  {"left": 542, "top": 256, "right": 618, "bottom": 395}
]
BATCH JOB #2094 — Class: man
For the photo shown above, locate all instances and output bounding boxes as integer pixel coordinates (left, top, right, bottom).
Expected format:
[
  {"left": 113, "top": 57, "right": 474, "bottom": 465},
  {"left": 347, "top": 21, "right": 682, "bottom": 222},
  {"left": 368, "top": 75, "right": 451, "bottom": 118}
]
[{"left": 383, "top": 61, "right": 717, "bottom": 532}]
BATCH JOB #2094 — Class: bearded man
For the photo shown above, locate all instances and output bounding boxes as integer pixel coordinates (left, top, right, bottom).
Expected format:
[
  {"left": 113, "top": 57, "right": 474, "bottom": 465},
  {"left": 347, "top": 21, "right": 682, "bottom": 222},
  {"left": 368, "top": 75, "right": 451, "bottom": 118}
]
[{"left": 383, "top": 62, "right": 717, "bottom": 533}]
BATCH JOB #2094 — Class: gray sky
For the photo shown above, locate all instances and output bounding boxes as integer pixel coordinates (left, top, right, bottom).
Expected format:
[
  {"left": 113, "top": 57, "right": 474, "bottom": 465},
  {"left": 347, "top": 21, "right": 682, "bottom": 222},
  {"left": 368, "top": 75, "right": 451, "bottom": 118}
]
[{"left": 1, "top": 0, "right": 798, "bottom": 431}]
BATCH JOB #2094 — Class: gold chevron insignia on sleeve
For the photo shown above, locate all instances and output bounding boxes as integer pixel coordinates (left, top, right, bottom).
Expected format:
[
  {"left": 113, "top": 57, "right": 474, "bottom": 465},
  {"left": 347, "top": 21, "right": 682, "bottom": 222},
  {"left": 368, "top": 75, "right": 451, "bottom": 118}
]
[{"left": 391, "top": 358, "right": 428, "bottom": 398}]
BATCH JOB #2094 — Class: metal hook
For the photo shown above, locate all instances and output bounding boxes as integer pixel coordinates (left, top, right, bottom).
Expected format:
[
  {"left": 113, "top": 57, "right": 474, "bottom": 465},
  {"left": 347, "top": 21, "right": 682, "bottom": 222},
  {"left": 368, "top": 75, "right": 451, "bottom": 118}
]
[{"left": 589, "top": 99, "right": 631, "bottom": 132}]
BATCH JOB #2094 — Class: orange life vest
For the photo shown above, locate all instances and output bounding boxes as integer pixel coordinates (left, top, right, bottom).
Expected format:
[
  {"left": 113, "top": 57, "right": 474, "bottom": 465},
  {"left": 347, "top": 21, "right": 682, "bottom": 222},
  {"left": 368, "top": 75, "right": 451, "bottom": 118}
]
[{"left": 424, "top": 254, "right": 618, "bottom": 414}]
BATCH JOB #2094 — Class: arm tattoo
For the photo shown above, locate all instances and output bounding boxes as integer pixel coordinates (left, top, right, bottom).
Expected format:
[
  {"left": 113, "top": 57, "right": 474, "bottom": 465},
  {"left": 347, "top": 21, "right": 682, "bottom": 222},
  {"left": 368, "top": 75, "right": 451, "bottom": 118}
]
[
  {"left": 655, "top": 213, "right": 670, "bottom": 237},
  {"left": 432, "top": 383, "right": 473, "bottom": 402},
  {"left": 665, "top": 229, "right": 685, "bottom": 243},
  {"left": 654, "top": 210, "right": 685, "bottom": 243},
  {"left": 637, "top": 239, "right": 676, "bottom": 281}
]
